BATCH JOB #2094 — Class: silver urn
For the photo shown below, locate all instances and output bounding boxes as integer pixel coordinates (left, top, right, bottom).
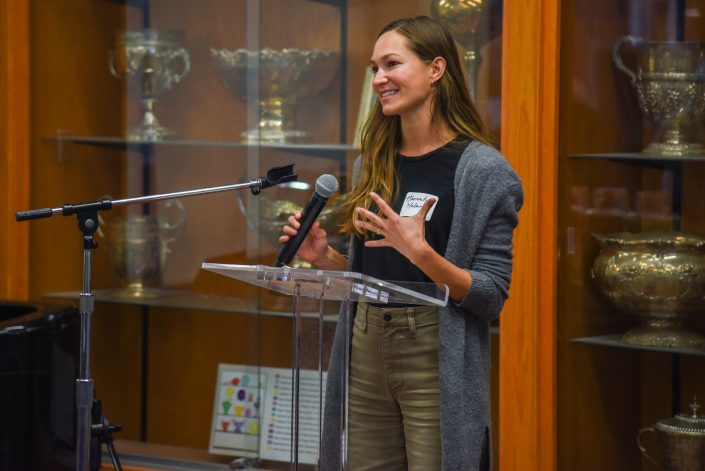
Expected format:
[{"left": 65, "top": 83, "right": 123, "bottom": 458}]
[{"left": 591, "top": 231, "right": 705, "bottom": 348}]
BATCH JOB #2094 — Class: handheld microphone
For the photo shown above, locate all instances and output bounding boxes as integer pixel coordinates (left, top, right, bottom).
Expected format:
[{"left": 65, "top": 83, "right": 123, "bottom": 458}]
[{"left": 274, "top": 174, "right": 339, "bottom": 267}]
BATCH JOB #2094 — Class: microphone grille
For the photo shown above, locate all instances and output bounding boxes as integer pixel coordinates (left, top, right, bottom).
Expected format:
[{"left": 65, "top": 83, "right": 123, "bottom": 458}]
[{"left": 315, "top": 174, "right": 339, "bottom": 198}]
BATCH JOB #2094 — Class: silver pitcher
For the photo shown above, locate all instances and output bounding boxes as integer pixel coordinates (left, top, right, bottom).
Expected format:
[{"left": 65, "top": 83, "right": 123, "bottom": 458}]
[
  {"left": 105, "top": 200, "right": 185, "bottom": 298},
  {"left": 638, "top": 397, "right": 705, "bottom": 470},
  {"left": 591, "top": 231, "right": 705, "bottom": 348}
]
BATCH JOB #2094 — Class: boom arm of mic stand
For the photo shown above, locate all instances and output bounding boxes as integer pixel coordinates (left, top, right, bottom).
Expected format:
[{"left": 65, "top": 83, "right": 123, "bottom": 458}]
[{"left": 14, "top": 165, "right": 298, "bottom": 220}]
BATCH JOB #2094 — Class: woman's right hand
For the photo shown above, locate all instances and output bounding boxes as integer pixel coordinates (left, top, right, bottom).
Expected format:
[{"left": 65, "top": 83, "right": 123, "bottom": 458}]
[{"left": 278, "top": 211, "right": 329, "bottom": 265}]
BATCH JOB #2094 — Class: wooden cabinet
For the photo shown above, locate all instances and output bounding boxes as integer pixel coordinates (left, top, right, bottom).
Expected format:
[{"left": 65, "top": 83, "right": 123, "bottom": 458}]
[
  {"left": 4, "top": 0, "right": 509, "bottom": 467},
  {"left": 554, "top": 1, "right": 705, "bottom": 469}
]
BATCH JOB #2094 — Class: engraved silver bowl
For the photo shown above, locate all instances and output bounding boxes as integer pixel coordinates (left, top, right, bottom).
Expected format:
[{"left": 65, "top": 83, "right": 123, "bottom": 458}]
[{"left": 592, "top": 231, "right": 705, "bottom": 348}]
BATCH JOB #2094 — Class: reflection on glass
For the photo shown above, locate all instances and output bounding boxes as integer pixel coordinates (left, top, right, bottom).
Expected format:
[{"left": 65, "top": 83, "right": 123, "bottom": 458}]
[{"left": 635, "top": 190, "right": 671, "bottom": 231}]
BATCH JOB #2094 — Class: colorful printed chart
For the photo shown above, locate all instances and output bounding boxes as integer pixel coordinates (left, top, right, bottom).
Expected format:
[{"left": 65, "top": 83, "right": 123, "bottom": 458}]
[
  {"left": 209, "top": 363, "right": 327, "bottom": 465},
  {"left": 209, "top": 364, "right": 266, "bottom": 456}
]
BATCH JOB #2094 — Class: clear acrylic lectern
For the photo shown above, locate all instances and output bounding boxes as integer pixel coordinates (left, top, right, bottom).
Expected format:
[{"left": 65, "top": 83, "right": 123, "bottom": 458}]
[{"left": 202, "top": 263, "right": 448, "bottom": 470}]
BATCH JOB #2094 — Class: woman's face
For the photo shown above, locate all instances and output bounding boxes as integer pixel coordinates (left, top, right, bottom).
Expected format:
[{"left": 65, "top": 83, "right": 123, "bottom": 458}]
[{"left": 370, "top": 30, "right": 437, "bottom": 120}]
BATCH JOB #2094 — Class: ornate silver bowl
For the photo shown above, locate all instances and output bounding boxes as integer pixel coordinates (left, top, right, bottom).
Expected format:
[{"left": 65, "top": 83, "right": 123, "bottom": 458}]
[
  {"left": 592, "top": 231, "right": 705, "bottom": 348},
  {"left": 211, "top": 48, "right": 339, "bottom": 144}
]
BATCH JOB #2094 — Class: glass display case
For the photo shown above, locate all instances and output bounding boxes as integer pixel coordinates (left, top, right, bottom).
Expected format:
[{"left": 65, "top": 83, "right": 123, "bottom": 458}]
[
  {"left": 557, "top": 0, "right": 705, "bottom": 469},
  {"left": 15, "top": 0, "right": 705, "bottom": 468},
  {"left": 24, "top": 0, "right": 504, "bottom": 468}
]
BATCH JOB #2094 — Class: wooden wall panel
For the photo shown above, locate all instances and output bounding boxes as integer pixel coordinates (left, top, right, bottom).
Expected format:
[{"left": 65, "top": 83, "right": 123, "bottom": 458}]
[
  {"left": 28, "top": 0, "right": 125, "bottom": 298},
  {"left": 0, "top": 0, "right": 29, "bottom": 300},
  {"left": 500, "top": 1, "right": 560, "bottom": 470}
]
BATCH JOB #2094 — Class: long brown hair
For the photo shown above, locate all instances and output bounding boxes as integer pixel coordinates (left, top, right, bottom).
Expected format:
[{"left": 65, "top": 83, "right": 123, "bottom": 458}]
[{"left": 341, "top": 15, "right": 491, "bottom": 236}]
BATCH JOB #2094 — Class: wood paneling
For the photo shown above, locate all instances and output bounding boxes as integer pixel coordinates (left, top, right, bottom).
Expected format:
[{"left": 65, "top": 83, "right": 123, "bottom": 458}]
[
  {"left": 0, "top": 0, "right": 30, "bottom": 300},
  {"left": 500, "top": 1, "right": 560, "bottom": 471}
]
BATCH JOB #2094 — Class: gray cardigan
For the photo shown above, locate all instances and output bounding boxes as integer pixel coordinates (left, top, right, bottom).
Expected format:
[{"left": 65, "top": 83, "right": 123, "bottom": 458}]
[{"left": 320, "top": 141, "right": 524, "bottom": 470}]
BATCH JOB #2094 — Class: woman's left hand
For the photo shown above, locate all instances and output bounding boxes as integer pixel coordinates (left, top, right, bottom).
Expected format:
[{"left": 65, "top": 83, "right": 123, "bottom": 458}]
[{"left": 354, "top": 191, "right": 435, "bottom": 265}]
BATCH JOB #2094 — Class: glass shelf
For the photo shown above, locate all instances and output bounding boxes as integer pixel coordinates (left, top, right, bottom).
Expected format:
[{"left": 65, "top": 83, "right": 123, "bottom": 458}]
[
  {"left": 571, "top": 334, "right": 705, "bottom": 357},
  {"left": 49, "top": 135, "right": 359, "bottom": 160},
  {"left": 42, "top": 289, "right": 340, "bottom": 321},
  {"left": 571, "top": 152, "right": 705, "bottom": 164},
  {"left": 104, "top": 0, "right": 345, "bottom": 8}
]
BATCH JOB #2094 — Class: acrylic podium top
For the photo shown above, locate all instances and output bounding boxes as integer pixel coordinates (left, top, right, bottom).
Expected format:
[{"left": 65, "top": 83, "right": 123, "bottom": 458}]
[{"left": 202, "top": 263, "right": 449, "bottom": 306}]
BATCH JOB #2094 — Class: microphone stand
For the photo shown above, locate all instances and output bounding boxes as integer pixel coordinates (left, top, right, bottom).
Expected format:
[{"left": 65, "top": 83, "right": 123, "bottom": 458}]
[{"left": 15, "top": 165, "right": 297, "bottom": 471}]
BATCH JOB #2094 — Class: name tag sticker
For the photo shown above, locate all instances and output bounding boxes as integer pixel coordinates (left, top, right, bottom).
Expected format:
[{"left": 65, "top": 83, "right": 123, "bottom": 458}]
[{"left": 400, "top": 192, "right": 438, "bottom": 221}]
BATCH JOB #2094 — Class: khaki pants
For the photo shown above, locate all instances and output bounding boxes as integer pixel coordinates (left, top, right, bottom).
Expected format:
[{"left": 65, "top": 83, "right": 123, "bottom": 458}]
[{"left": 347, "top": 302, "right": 441, "bottom": 470}]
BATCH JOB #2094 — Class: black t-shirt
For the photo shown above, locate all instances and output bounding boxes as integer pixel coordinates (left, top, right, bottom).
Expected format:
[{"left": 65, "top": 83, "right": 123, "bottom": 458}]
[{"left": 356, "top": 137, "right": 469, "bottom": 285}]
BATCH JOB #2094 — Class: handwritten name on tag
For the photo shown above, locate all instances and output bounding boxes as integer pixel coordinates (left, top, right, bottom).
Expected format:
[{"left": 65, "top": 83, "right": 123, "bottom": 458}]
[{"left": 400, "top": 192, "right": 438, "bottom": 221}]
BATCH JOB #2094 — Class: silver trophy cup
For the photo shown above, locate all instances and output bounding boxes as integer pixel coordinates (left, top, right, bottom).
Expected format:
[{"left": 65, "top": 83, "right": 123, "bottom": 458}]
[
  {"left": 105, "top": 200, "right": 186, "bottom": 299},
  {"left": 211, "top": 48, "right": 339, "bottom": 144},
  {"left": 431, "top": 0, "right": 489, "bottom": 100},
  {"left": 109, "top": 29, "right": 191, "bottom": 141},
  {"left": 612, "top": 36, "right": 705, "bottom": 156}
]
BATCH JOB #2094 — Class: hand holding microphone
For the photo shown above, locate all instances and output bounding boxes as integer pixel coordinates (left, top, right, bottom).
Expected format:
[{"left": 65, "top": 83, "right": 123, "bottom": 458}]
[{"left": 275, "top": 174, "right": 339, "bottom": 267}]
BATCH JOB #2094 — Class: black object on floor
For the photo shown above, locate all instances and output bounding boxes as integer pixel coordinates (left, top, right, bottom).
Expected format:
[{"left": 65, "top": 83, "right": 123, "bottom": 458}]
[{"left": 0, "top": 301, "right": 79, "bottom": 471}]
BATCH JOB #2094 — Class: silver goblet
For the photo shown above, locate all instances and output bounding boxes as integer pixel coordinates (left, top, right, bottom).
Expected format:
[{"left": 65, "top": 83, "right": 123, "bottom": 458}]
[
  {"left": 592, "top": 231, "right": 705, "bottom": 349},
  {"left": 109, "top": 30, "right": 191, "bottom": 141},
  {"left": 211, "top": 48, "right": 339, "bottom": 144},
  {"left": 612, "top": 36, "right": 705, "bottom": 156}
]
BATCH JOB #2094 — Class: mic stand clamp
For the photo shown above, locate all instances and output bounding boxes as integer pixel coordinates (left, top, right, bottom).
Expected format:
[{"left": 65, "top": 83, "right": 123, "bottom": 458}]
[{"left": 90, "top": 397, "right": 123, "bottom": 471}]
